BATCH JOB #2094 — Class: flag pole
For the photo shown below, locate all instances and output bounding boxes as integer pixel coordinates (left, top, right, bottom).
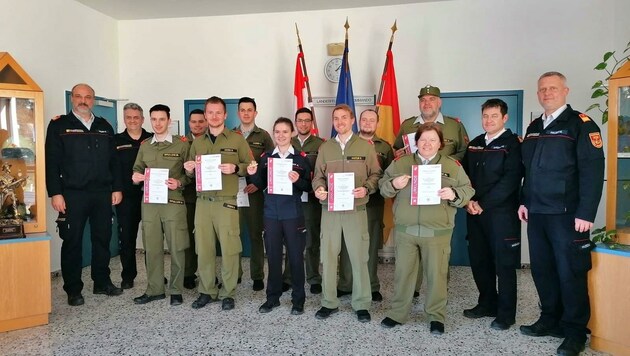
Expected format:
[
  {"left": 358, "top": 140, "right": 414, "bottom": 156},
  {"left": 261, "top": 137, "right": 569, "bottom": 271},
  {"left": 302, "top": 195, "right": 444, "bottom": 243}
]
[
  {"left": 376, "top": 20, "right": 398, "bottom": 114},
  {"left": 295, "top": 23, "right": 319, "bottom": 136}
]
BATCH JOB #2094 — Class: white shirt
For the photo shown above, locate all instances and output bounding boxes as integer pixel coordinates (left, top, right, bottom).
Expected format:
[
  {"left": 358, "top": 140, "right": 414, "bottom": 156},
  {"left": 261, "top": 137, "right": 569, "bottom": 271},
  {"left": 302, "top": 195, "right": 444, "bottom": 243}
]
[
  {"left": 417, "top": 152, "right": 437, "bottom": 165},
  {"left": 335, "top": 133, "right": 353, "bottom": 153},
  {"left": 413, "top": 112, "right": 445, "bottom": 125},
  {"left": 297, "top": 134, "right": 311, "bottom": 147},
  {"left": 272, "top": 146, "right": 295, "bottom": 159},
  {"left": 73, "top": 110, "right": 95, "bottom": 130},
  {"left": 151, "top": 133, "right": 173, "bottom": 144},
  {"left": 543, "top": 105, "right": 567, "bottom": 129},
  {"left": 485, "top": 128, "right": 507, "bottom": 145}
]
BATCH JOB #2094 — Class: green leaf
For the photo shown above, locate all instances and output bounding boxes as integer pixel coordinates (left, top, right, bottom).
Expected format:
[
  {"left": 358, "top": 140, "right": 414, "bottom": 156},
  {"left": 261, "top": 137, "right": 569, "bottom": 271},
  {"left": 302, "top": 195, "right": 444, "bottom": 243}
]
[
  {"left": 591, "top": 80, "right": 603, "bottom": 89},
  {"left": 592, "top": 227, "right": 606, "bottom": 234},
  {"left": 594, "top": 62, "right": 607, "bottom": 70},
  {"left": 591, "top": 88, "right": 607, "bottom": 98},
  {"left": 602, "top": 110, "right": 609, "bottom": 124},
  {"left": 585, "top": 103, "right": 600, "bottom": 112},
  {"left": 603, "top": 51, "right": 615, "bottom": 61}
]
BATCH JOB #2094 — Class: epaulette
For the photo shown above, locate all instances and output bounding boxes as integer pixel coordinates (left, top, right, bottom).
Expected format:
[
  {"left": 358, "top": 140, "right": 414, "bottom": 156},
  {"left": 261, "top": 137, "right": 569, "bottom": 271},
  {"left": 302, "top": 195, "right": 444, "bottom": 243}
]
[
  {"left": 517, "top": 136, "right": 523, "bottom": 143},
  {"left": 445, "top": 155, "right": 461, "bottom": 166},
  {"left": 368, "top": 139, "right": 374, "bottom": 145},
  {"left": 579, "top": 113, "right": 591, "bottom": 123},
  {"left": 141, "top": 137, "right": 152, "bottom": 144},
  {"left": 180, "top": 136, "right": 188, "bottom": 142},
  {"left": 300, "top": 151, "right": 307, "bottom": 157},
  {"left": 394, "top": 154, "right": 406, "bottom": 161},
  {"left": 51, "top": 114, "right": 62, "bottom": 121},
  {"left": 453, "top": 117, "right": 462, "bottom": 123}
]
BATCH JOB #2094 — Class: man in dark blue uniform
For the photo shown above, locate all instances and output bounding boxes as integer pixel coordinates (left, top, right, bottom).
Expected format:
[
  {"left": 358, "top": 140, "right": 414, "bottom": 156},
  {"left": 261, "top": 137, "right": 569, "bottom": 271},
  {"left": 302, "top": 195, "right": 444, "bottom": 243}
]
[
  {"left": 45, "top": 83, "right": 124, "bottom": 306},
  {"left": 518, "top": 72, "right": 604, "bottom": 356},
  {"left": 114, "top": 103, "right": 152, "bottom": 289},
  {"left": 462, "top": 99, "right": 522, "bottom": 331}
]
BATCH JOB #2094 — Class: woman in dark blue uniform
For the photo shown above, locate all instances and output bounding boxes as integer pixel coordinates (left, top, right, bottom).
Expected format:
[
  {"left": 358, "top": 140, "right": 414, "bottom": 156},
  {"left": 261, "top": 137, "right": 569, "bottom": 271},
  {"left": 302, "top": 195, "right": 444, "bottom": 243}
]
[{"left": 247, "top": 117, "right": 312, "bottom": 315}]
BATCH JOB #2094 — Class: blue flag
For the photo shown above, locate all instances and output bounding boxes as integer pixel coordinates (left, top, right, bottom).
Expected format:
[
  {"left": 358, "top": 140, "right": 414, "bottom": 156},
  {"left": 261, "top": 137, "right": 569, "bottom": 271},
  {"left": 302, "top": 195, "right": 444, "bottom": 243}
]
[{"left": 331, "top": 43, "right": 357, "bottom": 137}]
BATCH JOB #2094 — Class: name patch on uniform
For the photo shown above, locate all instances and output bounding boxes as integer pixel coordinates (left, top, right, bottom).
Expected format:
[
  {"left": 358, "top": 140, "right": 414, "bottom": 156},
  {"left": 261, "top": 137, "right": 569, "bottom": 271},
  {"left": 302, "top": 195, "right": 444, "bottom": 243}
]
[
  {"left": 220, "top": 148, "right": 237, "bottom": 153},
  {"left": 441, "top": 172, "right": 451, "bottom": 178},
  {"left": 526, "top": 133, "right": 540, "bottom": 138},
  {"left": 468, "top": 145, "right": 484, "bottom": 151},
  {"left": 347, "top": 156, "right": 366, "bottom": 161},
  {"left": 547, "top": 130, "right": 568, "bottom": 135},
  {"left": 444, "top": 139, "right": 454, "bottom": 143},
  {"left": 489, "top": 144, "right": 506, "bottom": 150},
  {"left": 168, "top": 199, "right": 184, "bottom": 205},
  {"left": 65, "top": 129, "right": 84, "bottom": 133},
  {"left": 163, "top": 153, "right": 181, "bottom": 157},
  {"left": 251, "top": 142, "right": 264, "bottom": 146},
  {"left": 97, "top": 130, "right": 109, "bottom": 134},
  {"left": 117, "top": 144, "right": 133, "bottom": 150},
  {"left": 306, "top": 151, "right": 318, "bottom": 155},
  {"left": 223, "top": 203, "right": 238, "bottom": 210},
  {"left": 589, "top": 132, "right": 603, "bottom": 148}
]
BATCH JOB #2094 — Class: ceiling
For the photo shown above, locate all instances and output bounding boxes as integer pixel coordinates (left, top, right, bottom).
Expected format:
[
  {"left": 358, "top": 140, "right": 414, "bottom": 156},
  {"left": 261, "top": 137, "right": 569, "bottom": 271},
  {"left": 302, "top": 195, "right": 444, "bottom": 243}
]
[{"left": 73, "top": 0, "right": 445, "bottom": 20}]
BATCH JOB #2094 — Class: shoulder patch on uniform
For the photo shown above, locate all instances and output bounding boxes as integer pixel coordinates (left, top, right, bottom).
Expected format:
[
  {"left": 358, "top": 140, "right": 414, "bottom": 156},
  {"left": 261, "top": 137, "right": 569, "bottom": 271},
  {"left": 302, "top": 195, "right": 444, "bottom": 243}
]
[
  {"left": 454, "top": 117, "right": 461, "bottom": 123},
  {"left": 579, "top": 113, "right": 591, "bottom": 122},
  {"left": 589, "top": 132, "right": 603, "bottom": 148}
]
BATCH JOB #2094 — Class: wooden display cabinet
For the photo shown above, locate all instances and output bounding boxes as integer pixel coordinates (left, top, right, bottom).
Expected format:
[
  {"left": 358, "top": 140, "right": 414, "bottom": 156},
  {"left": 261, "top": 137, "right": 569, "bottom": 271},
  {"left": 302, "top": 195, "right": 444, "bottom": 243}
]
[
  {"left": 0, "top": 52, "right": 46, "bottom": 233},
  {"left": 0, "top": 53, "right": 51, "bottom": 332}
]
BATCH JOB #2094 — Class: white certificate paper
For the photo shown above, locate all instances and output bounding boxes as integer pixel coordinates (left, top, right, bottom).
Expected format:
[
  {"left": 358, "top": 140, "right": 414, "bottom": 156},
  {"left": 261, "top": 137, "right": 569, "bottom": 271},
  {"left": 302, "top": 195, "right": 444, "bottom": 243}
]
[
  {"left": 267, "top": 157, "right": 293, "bottom": 196},
  {"left": 411, "top": 164, "right": 441, "bottom": 205},
  {"left": 327, "top": 172, "right": 355, "bottom": 211},
  {"left": 195, "top": 154, "right": 222, "bottom": 191},
  {"left": 143, "top": 168, "right": 169, "bottom": 204},
  {"left": 237, "top": 177, "right": 250, "bottom": 207},
  {"left": 402, "top": 133, "right": 418, "bottom": 154}
]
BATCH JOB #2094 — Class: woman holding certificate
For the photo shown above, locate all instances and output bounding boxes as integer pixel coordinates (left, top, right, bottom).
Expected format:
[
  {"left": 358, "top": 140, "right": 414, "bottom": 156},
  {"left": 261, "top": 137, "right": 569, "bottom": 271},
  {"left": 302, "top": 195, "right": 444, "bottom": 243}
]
[
  {"left": 378, "top": 123, "right": 474, "bottom": 334},
  {"left": 131, "top": 104, "right": 190, "bottom": 306},
  {"left": 246, "top": 117, "right": 312, "bottom": 315}
]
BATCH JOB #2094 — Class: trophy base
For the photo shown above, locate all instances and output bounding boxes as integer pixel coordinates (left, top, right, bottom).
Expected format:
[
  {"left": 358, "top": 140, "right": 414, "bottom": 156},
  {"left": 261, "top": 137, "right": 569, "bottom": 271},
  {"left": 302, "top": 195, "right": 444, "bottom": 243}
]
[{"left": 0, "top": 219, "right": 25, "bottom": 239}]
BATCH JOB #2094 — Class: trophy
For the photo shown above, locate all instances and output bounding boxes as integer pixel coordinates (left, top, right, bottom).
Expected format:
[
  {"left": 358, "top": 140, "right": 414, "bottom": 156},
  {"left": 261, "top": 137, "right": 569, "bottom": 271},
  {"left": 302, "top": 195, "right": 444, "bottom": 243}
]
[{"left": 0, "top": 162, "right": 27, "bottom": 239}]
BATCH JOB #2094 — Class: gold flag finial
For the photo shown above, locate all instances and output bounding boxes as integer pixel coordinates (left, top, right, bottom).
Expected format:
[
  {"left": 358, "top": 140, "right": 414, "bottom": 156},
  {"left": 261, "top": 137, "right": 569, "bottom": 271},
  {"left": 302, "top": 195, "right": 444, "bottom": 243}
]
[
  {"left": 389, "top": 20, "right": 397, "bottom": 42},
  {"left": 344, "top": 17, "right": 350, "bottom": 40}
]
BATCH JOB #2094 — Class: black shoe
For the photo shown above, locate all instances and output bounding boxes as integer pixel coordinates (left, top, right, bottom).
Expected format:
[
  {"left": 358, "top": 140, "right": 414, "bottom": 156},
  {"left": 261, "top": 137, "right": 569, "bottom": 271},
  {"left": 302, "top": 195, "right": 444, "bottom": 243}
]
[
  {"left": 282, "top": 282, "right": 291, "bottom": 292},
  {"left": 93, "top": 284, "right": 123, "bottom": 296},
  {"left": 315, "top": 307, "right": 339, "bottom": 320},
  {"left": 259, "top": 300, "right": 280, "bottom": 313},
  {"left": 183, "top": 276, "right": 196, "bottom": 290},
  {"left": 372, "top": 291, "right": 383, "bottom": 302},
  {"left": 67, "top": 294, "right": 84, "bottom": 306},
  {"left": 191, "top": 293, "right": 215, "bottom": 309},
  {"left": 463, "top": 305, "right": 497, "bottom": 319},
  {"left": 222, "top": 297, "right": 235, "bottom": 311},
  {"left": 520, "top": 319, "right": 564, "bottom": 338},
  {"left": 337, "top": 289, "right": 351, "bottom": 297},
  {"left": 133, "top": 293, "right": 166, "bottom": 304},
  {"left": 253, "top": 279, "right": 264, "bottom": 291},
  {"left": 237, "top": 277, "right": 242, "bottom": 284},
  {"left": 310, "top": 284, "right": 322, "bottom": 294},
  {"left": 381, "top": 317, "right": 401, "bottom": 328},
  {"left": 490, "top": 318, "right": 514, "bottom": 330},
  {"left": 430, "top": 321, "right": 445, "bottom": 335},
  {"left": 557, "top": 337, "right": 585, "bottom": 356},
  {"left": 356, "top": 310, "right": 371, "bottom": 323},
  {"left": 170, "top": 294, "right": 183, "bottom": 306},
  {"left": 291, "top": 304, "right": 304, "bottom": 315},
  {"left": 413, "top": 291, "right": 420, "bottom": 298},
  {"left": 120, "top": 280, "right": 134, "bottom": 290}
]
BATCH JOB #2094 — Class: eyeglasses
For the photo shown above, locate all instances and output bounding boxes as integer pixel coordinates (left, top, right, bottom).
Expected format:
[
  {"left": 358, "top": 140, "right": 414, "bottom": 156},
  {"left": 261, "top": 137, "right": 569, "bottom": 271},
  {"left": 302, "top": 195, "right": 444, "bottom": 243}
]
[{"left": 296, "top": 119, "right": 312, "bottom": 123}]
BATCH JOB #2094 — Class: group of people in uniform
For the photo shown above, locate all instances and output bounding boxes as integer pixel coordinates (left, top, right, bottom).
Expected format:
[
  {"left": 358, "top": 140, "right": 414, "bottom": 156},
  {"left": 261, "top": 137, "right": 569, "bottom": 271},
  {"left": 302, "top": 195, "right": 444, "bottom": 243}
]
[{"left": 46, "top": 70, "right": 603, "bottom": 356}]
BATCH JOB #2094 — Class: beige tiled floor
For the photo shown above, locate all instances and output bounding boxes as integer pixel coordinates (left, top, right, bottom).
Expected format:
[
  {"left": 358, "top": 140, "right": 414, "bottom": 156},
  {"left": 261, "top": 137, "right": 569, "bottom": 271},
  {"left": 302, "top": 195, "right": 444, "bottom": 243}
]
[{"left": 0, "top": 255, "right": 608, "bottom": 355}]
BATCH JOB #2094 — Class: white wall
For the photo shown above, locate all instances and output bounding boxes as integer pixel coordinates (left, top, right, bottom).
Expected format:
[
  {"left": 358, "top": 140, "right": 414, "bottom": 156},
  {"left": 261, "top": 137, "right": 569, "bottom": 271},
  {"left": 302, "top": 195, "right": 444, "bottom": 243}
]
[
  {"left": 0, "top": 0, "right": 120, "bottom": 271},
  {"left": 118, "top": 0, "right": 630, "bottom": 262}
]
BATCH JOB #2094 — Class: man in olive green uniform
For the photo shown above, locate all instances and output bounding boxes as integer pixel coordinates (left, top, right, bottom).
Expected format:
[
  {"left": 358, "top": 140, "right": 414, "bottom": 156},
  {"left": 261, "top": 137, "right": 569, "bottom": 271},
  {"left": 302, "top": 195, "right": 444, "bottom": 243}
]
[
  {"left": 233, "top": 97, "right": 274, "bottom": 291},
  {"left": 338, "top": 109, "right": 393, "bottom": 301},
  {"left": 131, "top": 104, "right": 190, "bottom": 306},
  {"left": 183, "top": 109, "right": 207, "bottom": 289},
  {"left": 184, "top": 96, "right": 252, "bottom": 311},
  {"left": 379, "top": 123, "right": 474, "bottom": 332},
  {"left": 287, "top": 107, "right": 325, "bottom": 294},
  {"left": 312, "top": 104, "right": 382, "bottom": 322},
  {"left": 393, "top": 85, "right": 470, "bottom": 295}
]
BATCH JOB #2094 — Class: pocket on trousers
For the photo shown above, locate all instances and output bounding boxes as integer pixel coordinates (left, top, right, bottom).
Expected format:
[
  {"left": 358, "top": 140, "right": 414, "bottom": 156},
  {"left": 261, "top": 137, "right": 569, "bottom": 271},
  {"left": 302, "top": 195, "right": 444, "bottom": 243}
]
[
  {"left": 500, "top": 238, "right": 521, "bottom": 268},
  {"left": 222, "top": 229, "right": 243, "bottom": 256},
  {"left": 441, "top": 246, "right": 452, "bottom": 276},
  {"left": 569, "top": 238, "right": 595, "bottom": 274}
]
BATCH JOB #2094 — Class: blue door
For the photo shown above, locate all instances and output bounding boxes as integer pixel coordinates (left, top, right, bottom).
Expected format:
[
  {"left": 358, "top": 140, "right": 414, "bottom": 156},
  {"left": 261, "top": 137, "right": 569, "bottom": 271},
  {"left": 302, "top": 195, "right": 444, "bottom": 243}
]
[
  {"left": 440, "top": 90, "right": 523, "bottom": 266},
  {"left": 183, "top": 98, "right": 251, "bottom": 257},
  {"left": 65, "top": 92, "right": 119, "bottom": 267}
]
